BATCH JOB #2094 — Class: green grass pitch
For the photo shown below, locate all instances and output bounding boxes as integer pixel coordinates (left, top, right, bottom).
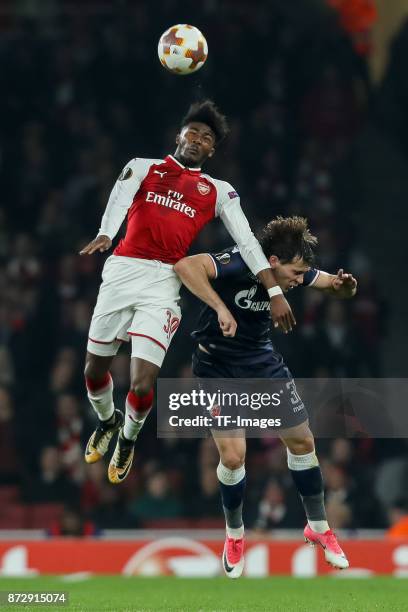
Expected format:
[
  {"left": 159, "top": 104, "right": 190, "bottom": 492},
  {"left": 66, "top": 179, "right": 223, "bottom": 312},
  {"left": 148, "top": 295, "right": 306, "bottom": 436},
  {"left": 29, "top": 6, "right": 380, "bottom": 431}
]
[{"left": 0, "top": 576, "right": 407, "bottom": 611}]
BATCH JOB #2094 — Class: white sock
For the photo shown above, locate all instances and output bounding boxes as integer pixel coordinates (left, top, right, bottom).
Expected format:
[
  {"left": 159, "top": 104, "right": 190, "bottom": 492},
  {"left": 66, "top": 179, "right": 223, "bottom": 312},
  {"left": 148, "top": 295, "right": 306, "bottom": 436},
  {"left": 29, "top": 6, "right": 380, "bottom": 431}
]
[
  {"left": 226, "top": 525, "right": 244, "bottom": 539},
  {"left": 216, "top": 462, "right": 245, "bottom": 485},
  {"left": 123, "top": 391, "right": 153, "bottom": 441},
  {"left": 86, "top": 375, "right": 114, "bottom": 422},
  {"left": 123, "top": 413, "right": 148, "bottom": 441},
  {"left": 308, "top": 520, "right": 330, "bottom": 533}
]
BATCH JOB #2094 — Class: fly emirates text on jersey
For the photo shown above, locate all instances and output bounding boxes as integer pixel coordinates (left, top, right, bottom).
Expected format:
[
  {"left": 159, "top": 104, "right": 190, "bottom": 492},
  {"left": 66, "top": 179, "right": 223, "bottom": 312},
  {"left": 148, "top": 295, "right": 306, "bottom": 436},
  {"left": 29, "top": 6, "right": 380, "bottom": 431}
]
[{"left": 145, "top": 189, "right": 196, "bottom": 218}]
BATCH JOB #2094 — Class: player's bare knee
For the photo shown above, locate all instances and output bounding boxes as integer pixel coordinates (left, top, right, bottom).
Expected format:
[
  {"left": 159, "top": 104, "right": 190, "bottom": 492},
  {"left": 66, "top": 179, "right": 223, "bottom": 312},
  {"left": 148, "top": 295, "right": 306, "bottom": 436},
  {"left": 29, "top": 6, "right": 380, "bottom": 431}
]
[
  {"left": 220, "top": 451, "right": 245, "bottom": 470},
  {"left": 303, "top": 436, "right": 315, "bottom": 454},
  {"left": 286, "top": 436, "right": 315, "bottom": 455},
  {"left": 84, "top": 356, "right": 99, "bottom": 381},
  {"left": 84, "top": 354, "right": 108, "bottom": 381},
  {"left": 130, "top": 377, "right": 153, "bottom": 397}
]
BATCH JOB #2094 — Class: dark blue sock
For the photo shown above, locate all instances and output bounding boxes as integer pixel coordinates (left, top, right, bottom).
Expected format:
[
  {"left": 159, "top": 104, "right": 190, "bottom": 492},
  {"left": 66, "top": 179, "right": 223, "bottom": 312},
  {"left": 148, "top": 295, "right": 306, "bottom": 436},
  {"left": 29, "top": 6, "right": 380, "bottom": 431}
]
[
  {"left": 218, "top": 477, "right": 246, "bottom": 529},
  {"left": 290, "top": 466, "right": 323, "bottom": 496},
  {"left": 289, "top": 466, "right": 326, "bottom": 521}
]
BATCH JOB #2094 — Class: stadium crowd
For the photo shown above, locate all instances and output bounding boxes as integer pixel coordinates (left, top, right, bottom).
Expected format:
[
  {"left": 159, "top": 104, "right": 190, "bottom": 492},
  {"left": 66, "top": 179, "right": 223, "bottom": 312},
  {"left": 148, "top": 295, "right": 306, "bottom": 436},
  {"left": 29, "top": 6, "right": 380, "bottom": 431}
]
[{"left": 0, "top": 0, "right": 406, "bottom": 534}]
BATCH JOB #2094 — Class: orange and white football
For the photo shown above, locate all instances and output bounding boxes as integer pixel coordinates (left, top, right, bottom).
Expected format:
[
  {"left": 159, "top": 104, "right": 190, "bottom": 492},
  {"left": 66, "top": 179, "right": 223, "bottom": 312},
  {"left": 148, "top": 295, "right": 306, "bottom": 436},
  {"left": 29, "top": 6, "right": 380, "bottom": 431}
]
[{"left": 158, "top": 24, "right": 208, "bottom": 75}]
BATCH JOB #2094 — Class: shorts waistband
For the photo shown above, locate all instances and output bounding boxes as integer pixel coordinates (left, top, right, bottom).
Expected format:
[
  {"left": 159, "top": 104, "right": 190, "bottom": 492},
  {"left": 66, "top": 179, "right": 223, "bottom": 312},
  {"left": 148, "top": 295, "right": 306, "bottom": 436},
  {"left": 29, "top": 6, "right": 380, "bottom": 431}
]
[{"left": 111, "top": 255, "right": 175, "bottom": 270}]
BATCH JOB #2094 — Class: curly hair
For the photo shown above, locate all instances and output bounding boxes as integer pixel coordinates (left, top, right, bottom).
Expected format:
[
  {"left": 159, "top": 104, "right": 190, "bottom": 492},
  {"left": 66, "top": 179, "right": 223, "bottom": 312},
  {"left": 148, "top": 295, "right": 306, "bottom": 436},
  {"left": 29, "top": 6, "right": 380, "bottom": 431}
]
[
  {"left": 180, "top": 99, "right": 229, "bottom": 144},
  {"left": 257, "top": 216, "right": 318, "bottom": 264}
]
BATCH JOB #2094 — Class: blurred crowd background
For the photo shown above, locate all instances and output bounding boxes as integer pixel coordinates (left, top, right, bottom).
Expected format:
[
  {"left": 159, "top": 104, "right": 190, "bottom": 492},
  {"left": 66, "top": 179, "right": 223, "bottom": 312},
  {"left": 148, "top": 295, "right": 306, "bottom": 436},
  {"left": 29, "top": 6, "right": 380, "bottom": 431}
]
[{"left": 0, "top": 0, "right": 408, "bottom": 536}]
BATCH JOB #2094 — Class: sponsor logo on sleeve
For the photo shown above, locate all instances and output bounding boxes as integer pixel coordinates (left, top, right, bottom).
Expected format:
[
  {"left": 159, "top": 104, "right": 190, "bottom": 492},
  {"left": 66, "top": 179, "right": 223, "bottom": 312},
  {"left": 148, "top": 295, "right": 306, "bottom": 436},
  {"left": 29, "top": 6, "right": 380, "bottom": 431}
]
[
  {"left": 228, "top": 190, "right": 238, "bottom": 199},
  {"left": 118, "top": 167, "right": 133, "bottom": 181},
  {"left": 214, "top": 252, "right": 231, "bottom": 265}
]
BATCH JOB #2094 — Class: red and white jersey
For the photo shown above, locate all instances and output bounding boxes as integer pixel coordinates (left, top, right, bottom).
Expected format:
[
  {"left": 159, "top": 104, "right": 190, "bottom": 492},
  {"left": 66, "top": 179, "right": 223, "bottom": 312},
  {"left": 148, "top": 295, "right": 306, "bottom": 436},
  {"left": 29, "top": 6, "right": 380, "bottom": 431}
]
[{"left": 99, "top": 154, "right": 270, "bottom": 275}]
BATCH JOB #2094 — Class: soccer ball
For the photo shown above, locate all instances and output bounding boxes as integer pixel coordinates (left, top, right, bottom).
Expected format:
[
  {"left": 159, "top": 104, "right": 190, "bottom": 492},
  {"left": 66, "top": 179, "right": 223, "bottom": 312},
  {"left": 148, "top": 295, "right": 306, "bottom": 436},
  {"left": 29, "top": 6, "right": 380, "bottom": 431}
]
[{"left": 158, "top": 24, "right": 208, "bottom": 75}]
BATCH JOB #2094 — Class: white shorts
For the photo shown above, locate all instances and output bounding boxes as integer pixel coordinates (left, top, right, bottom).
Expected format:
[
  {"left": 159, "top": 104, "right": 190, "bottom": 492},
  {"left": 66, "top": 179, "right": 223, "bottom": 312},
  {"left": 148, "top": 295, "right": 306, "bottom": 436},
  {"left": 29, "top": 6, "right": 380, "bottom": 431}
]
[{"left": 87, "top": 255, "right": 182, "bottom": 367}]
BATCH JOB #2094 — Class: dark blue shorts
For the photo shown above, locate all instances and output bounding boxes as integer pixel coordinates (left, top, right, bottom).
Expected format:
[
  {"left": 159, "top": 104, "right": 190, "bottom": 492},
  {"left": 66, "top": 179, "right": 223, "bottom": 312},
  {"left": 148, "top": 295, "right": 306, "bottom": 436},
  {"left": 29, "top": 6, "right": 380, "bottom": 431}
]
[{"left": 192, "top": 347, "right": 308, "bottom": 430}]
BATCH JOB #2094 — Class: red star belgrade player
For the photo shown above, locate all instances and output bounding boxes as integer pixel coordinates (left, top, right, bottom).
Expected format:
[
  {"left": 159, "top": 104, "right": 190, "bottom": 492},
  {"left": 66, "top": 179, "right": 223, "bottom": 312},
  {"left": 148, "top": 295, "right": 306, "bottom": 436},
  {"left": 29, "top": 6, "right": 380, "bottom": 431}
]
[{"left": 80, "top": 100, "right": 295, "bottom": 484}]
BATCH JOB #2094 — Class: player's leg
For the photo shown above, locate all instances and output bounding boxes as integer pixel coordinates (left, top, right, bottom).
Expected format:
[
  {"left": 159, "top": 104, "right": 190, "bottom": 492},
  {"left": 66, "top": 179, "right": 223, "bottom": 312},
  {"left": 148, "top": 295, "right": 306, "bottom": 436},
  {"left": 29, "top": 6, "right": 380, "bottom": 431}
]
[
  {"left": 108, "top": 356, "right": 159, "bottom": 484},
  {"left": 213, "top": 433, "right": 246, "bottom": 578},
  {"left": 281, "top": 422, "right": 328, "bottom": 531},
  {"left": 281, "top": 423, "right": 349, "bottom": 569},
  {"left": 85, "top": 352, "right": 115, "bottom": 421},
  {"left": 84, "top": 254, "right": 138, "bottom": 463},
  {"left": 124, "top": 356, "right": 158, "bottom": 440},
  {"left": 108, "top": 300, "right": 179, "bottom": 484},
  {"left": 213, "top": 434, "right": 246, "bottom": 534},
  {"left": 84, "top": 345, "right": 124, "bottom": 464}
]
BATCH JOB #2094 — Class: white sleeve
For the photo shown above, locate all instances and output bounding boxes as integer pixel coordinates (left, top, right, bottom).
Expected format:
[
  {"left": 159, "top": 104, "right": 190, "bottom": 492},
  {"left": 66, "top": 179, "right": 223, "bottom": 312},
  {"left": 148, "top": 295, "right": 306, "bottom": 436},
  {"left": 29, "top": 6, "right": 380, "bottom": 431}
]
[
  {"left": 98, "top": 158, "right": 155, "bottom": 240},
  {"left": 216, "top": 183, "right": 270, "bottom": 276}
]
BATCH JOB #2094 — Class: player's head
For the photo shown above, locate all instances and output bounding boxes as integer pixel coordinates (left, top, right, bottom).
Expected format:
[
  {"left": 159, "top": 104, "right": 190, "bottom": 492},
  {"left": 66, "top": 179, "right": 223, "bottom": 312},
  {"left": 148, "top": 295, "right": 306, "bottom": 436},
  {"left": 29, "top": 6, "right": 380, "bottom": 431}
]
[
  {"left": 258, "top": 216, "right": 317, "bottom": 291},
  {"left": 175, "top": 99, "right": 229, "bottom": 167}
]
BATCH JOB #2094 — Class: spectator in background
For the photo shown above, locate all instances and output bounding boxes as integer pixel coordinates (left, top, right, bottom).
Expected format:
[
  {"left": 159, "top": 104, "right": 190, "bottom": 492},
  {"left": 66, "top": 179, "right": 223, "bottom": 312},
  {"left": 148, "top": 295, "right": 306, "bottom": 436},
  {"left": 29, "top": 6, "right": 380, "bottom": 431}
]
[
  {"left": 322, "top": 461, "right": 354, "bottom": 529},
  {"left": 351, "top": 268, "right": 387, "bottom": 376},
  {"left": 7, "top": 234, "right": 41, "bottom": 283},
  {"left": 90, "top": 484, "right": 133, "bottom": 530},
  {"left": 190, "top": 467, "right": 223, "bottom": 522},
  {"left": 81, "top": 460, "right": 133, "bottom": 529},
  {"left": 254, "top": 478, "right": 304, "bottom": 530},
  {"left": 49, "top": 504, "right": 96, "bottom": 537},
  {"left": 81, "top": 461, "right": 134, "bottom": 529},
  {"left": 81, "top": 462, "right": 107, "bottom": 514},
  {"left": 307, "top": 300, "right": 364, "bottom": 376},
  {"left": 50, "top": 347, "right": 79, "bottom": 394},
  {"left": 54, "top": 394, "right": 84, "bottom": 483},
  {"left": 128, "top": 471, "right": 184, "bottom": 525},
  {"left": 322, "top": 459, "right": 385, "bottom": 528},
  {"left": 23, "top": 446, "right": 79, "bottom": 505}
]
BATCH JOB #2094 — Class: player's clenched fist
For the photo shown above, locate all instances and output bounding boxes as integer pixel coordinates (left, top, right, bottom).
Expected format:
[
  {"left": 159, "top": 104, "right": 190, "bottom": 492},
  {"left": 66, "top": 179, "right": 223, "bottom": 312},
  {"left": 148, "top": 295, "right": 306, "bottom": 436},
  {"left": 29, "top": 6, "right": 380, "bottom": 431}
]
[
  {"left": 217, "top": 305, "right": 237, "bottom": 337},
  {"left": 79, "top": 235, "right": 112, "bottom": 255}
]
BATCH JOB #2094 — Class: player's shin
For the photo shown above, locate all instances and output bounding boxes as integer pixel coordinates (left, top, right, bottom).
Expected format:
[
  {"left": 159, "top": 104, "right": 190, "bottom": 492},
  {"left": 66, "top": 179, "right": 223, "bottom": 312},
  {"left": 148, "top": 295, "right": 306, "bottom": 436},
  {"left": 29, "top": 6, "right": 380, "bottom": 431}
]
[
  {"left": 85, "top": 373, "right": 115, "bottom": 422},
  {"left": 287, "top": 448, "right": 329, "bottom": 533},
  {"left": 216, "top": 462, "right": 246, "bottom": 537},
  {"left": 123, "top": 389, "right": 154, "bottom": 441}
]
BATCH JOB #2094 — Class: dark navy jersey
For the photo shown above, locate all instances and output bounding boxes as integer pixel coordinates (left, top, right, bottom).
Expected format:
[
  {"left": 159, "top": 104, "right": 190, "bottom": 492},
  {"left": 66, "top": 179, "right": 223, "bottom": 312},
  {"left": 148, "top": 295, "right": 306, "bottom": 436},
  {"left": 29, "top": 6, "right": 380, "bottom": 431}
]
[{"left": 191, "top": 245, "right": 319, "bottom": 365}]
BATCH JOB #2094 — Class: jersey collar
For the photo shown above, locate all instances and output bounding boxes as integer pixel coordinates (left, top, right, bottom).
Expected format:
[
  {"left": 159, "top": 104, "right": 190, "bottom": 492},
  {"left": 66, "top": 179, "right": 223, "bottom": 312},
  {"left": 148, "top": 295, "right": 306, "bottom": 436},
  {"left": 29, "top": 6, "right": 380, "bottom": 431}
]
[{"left": 166, "top": 155, "right": 201, "bottom": 172}]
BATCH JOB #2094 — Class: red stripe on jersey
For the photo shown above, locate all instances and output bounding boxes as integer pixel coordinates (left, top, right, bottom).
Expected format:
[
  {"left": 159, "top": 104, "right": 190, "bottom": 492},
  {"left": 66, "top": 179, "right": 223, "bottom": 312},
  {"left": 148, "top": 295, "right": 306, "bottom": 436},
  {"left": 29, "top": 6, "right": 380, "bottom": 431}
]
[{"left": 128, "top": 332, "right": 166, "bottom": 352}]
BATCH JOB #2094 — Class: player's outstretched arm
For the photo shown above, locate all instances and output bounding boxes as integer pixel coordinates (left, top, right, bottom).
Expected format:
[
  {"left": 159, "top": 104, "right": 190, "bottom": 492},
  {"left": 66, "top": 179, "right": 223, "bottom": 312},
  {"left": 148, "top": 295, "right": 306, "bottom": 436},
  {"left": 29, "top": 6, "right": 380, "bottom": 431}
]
[
  {"left": 217, "top": 195, "right": 296, "bottom": 333},
  {"left": 174, "top": 255, "right": 237, "bottom": 337},
  {"left": 79, "top": 235, "right": 112, "bottom": 255},
  {"left": 311, "top": 269, "right": 357, "bottom": 298}
]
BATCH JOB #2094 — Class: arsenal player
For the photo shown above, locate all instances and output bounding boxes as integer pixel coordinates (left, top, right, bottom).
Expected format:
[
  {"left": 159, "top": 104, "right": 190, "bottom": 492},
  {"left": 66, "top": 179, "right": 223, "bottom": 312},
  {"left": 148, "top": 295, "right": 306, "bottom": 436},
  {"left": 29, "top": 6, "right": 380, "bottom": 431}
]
[{"left": 79, "top": 100, "right": 295, "bottom": 483}]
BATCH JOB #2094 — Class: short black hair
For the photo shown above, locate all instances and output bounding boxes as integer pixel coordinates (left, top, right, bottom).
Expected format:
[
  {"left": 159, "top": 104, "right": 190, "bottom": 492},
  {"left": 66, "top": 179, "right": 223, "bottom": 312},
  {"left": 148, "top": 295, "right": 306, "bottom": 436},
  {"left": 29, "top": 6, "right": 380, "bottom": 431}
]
[
  {"left": 257, "top": 216, "right": 317, "bottom": 265},
  {"left": 180, "top": 99, "right": 229, "bottom": 144}
]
